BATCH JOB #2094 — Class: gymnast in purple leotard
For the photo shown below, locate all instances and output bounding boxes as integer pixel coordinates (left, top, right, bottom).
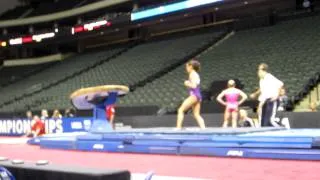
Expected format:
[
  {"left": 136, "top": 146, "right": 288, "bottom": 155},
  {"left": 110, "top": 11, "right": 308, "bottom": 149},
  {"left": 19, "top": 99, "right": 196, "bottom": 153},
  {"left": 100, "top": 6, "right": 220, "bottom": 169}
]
[
  {"left": 216, "top": 80, "right": 248, "bottom": 128},
  {"left": 176, "top": 60, "right": 206, "bottom": 130},
  {"left": 188, "top": 77, "right": 202, "bottom": 101}
]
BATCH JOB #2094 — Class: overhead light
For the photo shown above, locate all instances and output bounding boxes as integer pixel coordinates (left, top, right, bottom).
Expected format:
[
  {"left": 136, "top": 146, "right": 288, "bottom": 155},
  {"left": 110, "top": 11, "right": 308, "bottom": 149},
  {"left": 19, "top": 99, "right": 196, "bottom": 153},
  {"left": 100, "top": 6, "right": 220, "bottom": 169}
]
[
  {"left": 303, "top": 0, "right": 310, "bottom": 8},
  {"left": 83, "top": 20, "right": 108, "bottom": 31},
  {"left": 71, "top": 20, "right": 111, "bottom": 35},
  {"left": 22, "top": 36, "right": 33, "bottom": 43},
  {"left": 9, "top": 32, "right": 56, "bottom": 45},
  {"left": 131, "top": 0, "right": 223, "bottom": 21},
  {"left": 0, "top": 41, "right": 7, "bottom": 47},
  {"left": 33, "top": 32, "right": 55, "bottom": 42},
  {"left": 9, "top": 38, "right": 22, "bottom": 45}
]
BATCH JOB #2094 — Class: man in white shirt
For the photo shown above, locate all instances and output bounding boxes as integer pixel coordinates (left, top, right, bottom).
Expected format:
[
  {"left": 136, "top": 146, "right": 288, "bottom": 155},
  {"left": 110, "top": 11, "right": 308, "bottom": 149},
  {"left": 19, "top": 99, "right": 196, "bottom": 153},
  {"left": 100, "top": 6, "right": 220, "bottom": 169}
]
[{"left": 250, "top": 63, "right": 284, "bottom": 127}]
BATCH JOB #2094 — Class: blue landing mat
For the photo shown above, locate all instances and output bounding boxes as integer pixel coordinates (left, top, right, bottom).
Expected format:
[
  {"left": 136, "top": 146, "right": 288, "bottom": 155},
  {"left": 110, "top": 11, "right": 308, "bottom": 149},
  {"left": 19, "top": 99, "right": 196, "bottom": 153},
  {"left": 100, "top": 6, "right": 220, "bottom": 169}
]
[
  {"left": 76, "top": 141, "right": 122, "bottom": 152},
  {"left": 67, "top": 139, "right": 311, "bottom": 153},
  {"left": 116, "top": 144, "right": 178, "bottom": 155},
  {"left": 313, "top": 137, "right": 320, "bottom": 148},
  {"left": 27, "top": 138, "right": 41, "bottom": 145},
  {"left": 39, "top": 137, "right": 76, "bottom": 150},
  {"left": 71, "top": 141, "right": 320, "bottom": 160},
  {"left": 106, "top": 127, "right": 285, "bottom": 135},
  {"left": 31, "top": 128, "right": 320, "bottom": 161},
  {"left": 179, "top": 147, "right": 320, "bottom": 160},
  {"left": 181, "top": 141, "right": 311, "bottom": 149},
  {"left": 28, "top": 132, "right": 87, "bottom": 145},
  {"left": 240, "top": 129, "right": 320, "bottom": 137}
]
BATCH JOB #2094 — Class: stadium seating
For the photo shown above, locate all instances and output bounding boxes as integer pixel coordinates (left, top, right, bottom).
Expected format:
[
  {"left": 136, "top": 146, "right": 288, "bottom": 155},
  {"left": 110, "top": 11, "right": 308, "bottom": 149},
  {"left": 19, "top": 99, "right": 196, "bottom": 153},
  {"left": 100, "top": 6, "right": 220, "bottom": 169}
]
[
  {"left": 0, "top": 29, "right": 225, "bottom": 112},
  {"left": 0, "top": 63, "right": 55, "bottom": 87},
  {"left": 1, "top": 14, "right": 319, "bottom": 113},
  {"left": 27, "top": 1, "right": 83, "bottom": 17},
  {"left": 119, "top": 15, "right": 320, "bottom": 111},
  {"left": 0, "top": 0, "right": 92, "bottom": 20},
  {"left": 0, "top": 5, "right": 31, "bottom": 20},
  {"left": 0, "top": 47, "right": 126, "bottom": 110},
  {"left": 295, "top": 83, "right": 320, "bottom": 111}
]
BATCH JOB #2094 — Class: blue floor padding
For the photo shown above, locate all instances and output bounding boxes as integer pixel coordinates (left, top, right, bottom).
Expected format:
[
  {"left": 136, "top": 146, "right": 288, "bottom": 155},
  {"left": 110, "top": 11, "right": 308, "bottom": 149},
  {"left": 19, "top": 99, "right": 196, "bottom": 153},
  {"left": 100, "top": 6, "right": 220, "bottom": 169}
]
[
  {"left": 89, "top": 120, "right": 113, "bottom": 133},
  {"left": 105, "top": 134, "right": 314, "bottom": 146},
  {"left": 40, "top": 138, "right": 76, "bottom": 150},
  {"left": 181, "top": 141, "right": 311, "bottom": 149},
  {"left": 27, "top": 132, "right": 87, "bottom": 145},
  {"left": 116, "top": 144, "right": 178, "bottom": 154},
  {"left": 29, "top": 128, "right": 320, "bottom": 160},
  {"left": 211, "top": 136, "right": 313, "bottom": 143},
  {"left": 27, "top": 138, "right": 41, "bottom": 145},
  {"left": 103, "top": 133, "right": 313, "bottom": 143},
  {"left": 181, "top": 142, "right": 241, "bottom": 147},
  {"left": 312, "top": 137, "right": 320, "bottom": 148},
  {"left": 76, "top": 141, "right": 122, "bottom": 152},
  {"left": 102, "top": 134, "right": 136, "bottom": 140},
  {"left": 76, "top": 134, "right": 104, "bottom": 141},
  {"left": 240, "top": 129, "right": 320, "bottom": 137},
  {"left": 179, "top": 147, "right": 320, "bottom": 160},
  {"left": 40, "top": 141, "right": 75, "bottom": 150},
  {"left": 104, "top": 134, "right": 213, "bottom": 142},
  {"left": 131, "top": 140, "right": 180, "bottom": 146},
  {"left": 106, "top": 127, "right": 285, "bottom": 135},
  {"left": 77, "top": 141, "right": 179, "bottom": 154},
  {"left": 236, "top": 142, "right": 311, "bottom": 149}
]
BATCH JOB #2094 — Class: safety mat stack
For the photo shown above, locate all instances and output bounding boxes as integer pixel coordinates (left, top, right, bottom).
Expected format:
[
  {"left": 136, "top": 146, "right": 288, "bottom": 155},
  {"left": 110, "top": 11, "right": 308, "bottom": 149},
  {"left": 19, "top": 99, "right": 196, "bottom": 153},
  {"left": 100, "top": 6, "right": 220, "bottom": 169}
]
[{"left": 28, "top": 128, "right": 320, "bottom": 160}]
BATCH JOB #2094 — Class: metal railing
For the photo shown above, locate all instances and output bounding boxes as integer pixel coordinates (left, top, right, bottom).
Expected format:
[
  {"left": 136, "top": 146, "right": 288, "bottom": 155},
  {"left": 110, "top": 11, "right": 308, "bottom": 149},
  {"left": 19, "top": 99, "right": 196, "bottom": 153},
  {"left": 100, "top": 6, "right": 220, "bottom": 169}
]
[{"left": 0, "top": 0, "right": 130, "bottom": 28}]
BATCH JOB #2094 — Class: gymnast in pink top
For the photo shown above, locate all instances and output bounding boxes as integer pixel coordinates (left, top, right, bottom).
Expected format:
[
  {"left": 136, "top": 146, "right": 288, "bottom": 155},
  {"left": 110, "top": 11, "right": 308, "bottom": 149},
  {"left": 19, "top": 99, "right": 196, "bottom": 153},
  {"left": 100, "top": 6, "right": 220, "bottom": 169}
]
[{"left": 216, "top": 80, "right": 248, "bottom": 128}]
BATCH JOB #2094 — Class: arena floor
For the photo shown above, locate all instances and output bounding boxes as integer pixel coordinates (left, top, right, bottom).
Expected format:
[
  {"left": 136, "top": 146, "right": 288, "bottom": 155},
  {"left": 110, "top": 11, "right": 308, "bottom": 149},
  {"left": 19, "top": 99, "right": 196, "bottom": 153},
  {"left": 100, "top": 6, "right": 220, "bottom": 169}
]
[{"left": 0, "top": 137, "right": 320, "bottom": 180}]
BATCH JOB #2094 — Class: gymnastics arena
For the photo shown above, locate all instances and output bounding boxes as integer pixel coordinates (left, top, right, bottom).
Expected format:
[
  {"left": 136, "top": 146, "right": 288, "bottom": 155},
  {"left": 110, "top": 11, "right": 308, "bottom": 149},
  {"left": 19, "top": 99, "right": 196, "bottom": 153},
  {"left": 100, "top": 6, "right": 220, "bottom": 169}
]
[{"left": 0, "top": 0, "right": 320, "bottom": 179}]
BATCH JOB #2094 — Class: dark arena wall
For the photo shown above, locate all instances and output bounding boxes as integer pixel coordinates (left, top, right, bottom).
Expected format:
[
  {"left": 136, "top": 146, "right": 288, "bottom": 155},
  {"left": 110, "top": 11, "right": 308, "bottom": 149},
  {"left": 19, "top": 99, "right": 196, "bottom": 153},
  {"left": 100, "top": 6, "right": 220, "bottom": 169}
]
[{"left": 117, "top": 112, "right": 320, "bottom": 129}]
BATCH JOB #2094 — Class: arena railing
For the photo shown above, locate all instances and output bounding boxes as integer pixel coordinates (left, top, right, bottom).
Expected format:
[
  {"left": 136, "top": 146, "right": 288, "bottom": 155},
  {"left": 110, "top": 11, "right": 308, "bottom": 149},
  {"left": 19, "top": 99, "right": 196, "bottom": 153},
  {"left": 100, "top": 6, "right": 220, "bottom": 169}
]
[
  {"left": 150, "top": 19, "right": 235, "bottom": 38},
  {"left": 86, "top": 19, "right": 234, "bottom": 49},
  {"left": 0, "top": 0, "right": 130, "bottom": 28},
  {"left": 2, "top": 53, "right": 72, "bottom": 67}
]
